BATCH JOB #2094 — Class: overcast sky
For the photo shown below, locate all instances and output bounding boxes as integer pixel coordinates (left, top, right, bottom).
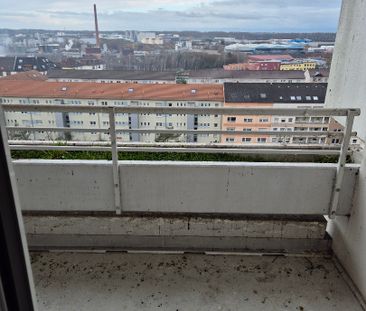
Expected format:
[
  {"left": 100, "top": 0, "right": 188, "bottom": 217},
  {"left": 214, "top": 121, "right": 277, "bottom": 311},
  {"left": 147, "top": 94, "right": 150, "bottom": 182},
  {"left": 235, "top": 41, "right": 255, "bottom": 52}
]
[{"left": 0, "top": 0, "right": 342, "bottom": 32}]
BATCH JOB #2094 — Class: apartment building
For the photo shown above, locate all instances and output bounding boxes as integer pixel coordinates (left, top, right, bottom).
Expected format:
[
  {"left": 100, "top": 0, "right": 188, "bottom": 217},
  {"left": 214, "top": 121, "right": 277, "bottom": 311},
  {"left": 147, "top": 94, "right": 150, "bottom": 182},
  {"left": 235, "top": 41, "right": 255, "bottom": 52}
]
[
  {"left": 0, "top": 80, "right": 223, "bottom": 143},
  {"left": 280, "top": 60, "right": 317, "bottom": 71},
  {"left": 222, "top": 83, "right": 328, "bottom": 144}
]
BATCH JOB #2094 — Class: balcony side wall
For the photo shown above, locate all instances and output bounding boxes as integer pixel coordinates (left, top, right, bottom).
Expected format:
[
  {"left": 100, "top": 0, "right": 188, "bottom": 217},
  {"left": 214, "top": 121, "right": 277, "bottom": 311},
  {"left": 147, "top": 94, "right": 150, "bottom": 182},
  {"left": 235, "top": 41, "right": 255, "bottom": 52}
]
[{"left": 325, "top": 0, "right": 366, "bottom": 300}]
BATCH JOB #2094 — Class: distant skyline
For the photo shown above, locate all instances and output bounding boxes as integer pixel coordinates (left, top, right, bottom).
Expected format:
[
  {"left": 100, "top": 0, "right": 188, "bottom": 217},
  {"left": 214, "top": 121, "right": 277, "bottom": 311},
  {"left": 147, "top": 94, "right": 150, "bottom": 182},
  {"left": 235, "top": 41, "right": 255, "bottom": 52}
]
[{"left": 0, "top": 0, "right": 342, "bottom": 32}]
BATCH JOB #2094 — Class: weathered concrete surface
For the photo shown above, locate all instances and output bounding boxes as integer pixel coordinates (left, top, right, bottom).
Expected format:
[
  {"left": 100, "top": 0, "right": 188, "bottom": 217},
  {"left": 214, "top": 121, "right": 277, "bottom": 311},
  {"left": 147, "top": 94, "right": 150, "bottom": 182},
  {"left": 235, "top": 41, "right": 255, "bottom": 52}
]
[
  {"left": 13, "top": 160, "right": 359, "bottom": 215},
  {"left": 24, "top": 216, "right": 327, "bottom": 239},
  {"left": 24, "top": 215, "right": 330, "bottom": 253},
  {"left": 31, "top": 252, "right": 364, "bottom": 311}
]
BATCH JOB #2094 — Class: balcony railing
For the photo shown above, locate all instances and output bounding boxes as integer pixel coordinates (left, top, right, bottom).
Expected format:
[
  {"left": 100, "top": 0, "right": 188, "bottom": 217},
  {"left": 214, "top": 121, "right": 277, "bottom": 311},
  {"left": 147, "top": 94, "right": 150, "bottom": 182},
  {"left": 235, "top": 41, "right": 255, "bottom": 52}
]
[{"left": 0, "top": 104, "right": 361, "bottom": 218}]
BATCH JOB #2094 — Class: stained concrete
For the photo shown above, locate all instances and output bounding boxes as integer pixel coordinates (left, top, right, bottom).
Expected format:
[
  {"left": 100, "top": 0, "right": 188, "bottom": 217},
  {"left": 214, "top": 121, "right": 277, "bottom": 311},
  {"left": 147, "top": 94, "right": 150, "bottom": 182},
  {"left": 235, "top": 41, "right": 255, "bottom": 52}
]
[
  {"left": 24, "top": 215, "right": 331, "bottom": 253},
  {"left": 31, "top": 252, "right": 363, "bottom": 311}
]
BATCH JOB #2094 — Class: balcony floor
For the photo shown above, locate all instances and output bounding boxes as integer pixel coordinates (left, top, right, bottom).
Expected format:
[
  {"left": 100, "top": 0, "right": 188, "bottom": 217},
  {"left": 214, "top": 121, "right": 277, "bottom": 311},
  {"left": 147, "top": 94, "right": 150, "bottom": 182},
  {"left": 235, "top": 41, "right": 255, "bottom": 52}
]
[{"left": 31, "top": 252, "right": 363, "bottom": 311}]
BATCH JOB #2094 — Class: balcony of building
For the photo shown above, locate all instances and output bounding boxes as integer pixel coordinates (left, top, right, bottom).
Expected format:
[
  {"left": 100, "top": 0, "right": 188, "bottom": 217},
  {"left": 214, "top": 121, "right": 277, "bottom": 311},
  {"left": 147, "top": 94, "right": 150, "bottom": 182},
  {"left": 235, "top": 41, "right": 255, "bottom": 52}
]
[{"left": 1, "top": 1, "right": 366, "bottom": 310}]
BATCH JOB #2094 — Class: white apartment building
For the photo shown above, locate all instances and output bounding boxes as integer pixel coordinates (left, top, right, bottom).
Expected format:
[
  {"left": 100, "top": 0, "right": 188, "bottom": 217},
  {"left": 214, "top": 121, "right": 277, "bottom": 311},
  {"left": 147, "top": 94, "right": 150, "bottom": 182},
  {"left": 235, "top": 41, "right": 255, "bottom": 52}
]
[{"left": 0, "top": 81, "right": 224, "bottom": 144}]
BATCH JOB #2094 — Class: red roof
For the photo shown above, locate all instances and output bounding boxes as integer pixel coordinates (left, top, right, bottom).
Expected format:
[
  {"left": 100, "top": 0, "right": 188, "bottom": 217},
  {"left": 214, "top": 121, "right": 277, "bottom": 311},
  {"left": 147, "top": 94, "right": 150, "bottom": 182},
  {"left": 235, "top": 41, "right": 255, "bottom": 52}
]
[{"left": 0, "top": 80, "right": 224, "bottom": 102}]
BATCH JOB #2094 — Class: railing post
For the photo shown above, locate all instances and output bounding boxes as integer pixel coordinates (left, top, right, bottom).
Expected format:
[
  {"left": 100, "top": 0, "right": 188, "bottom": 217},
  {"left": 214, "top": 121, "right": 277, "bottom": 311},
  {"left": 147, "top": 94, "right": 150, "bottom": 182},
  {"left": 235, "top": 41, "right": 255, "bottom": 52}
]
[
  {"left": 108, "top": 107, "right": 121, "bottom": 215},
  {"left": 328, "top": 110, "right": 356, "bottom": 218}
]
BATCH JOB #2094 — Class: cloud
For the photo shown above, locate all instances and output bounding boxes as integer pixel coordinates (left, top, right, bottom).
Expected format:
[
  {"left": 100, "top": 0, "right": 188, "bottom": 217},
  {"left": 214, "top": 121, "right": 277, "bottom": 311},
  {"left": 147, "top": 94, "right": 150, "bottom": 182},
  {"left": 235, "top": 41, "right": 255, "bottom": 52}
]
[{"left": 0, "top": 0, "right": 342, "bottom": 31}]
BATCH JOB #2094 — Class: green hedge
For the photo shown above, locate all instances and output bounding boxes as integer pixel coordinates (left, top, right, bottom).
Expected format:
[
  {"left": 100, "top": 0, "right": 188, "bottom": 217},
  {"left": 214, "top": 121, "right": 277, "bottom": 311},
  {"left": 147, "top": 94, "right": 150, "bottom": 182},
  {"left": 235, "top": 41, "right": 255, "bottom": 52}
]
[{"left": 11, "top": 150, "right": 341, "bottom": 163}]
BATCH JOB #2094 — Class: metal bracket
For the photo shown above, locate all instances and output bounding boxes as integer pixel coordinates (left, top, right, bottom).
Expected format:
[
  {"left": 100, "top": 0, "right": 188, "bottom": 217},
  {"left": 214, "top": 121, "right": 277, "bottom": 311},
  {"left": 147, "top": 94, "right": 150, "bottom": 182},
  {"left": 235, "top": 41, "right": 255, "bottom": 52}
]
[{"left": 329, "top": 110, "right": 357, "bottom": 218}]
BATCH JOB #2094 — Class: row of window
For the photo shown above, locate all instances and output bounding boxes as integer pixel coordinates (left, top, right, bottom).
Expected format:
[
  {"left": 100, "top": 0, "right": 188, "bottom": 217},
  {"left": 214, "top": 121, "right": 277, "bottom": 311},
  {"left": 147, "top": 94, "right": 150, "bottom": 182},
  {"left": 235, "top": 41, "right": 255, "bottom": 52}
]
[
  {"left": 227, "top": 117, "right": 269, "bottom": 123},
  {"left": 7, "top": 119, "right": 58, "bottom": 126},
  {"left": 289, "top": 96, "right": 319, "bottom": 101},
  {"left": 225, "top": 137, "right": 267, "bottom": 143}
]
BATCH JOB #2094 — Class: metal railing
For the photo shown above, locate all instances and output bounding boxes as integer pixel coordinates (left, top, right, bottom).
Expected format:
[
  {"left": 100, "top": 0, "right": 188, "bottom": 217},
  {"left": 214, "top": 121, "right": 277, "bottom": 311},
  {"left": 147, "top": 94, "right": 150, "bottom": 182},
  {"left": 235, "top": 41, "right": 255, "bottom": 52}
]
[{"left": 0, "top": 103, "right": 361, "bottom": 217}]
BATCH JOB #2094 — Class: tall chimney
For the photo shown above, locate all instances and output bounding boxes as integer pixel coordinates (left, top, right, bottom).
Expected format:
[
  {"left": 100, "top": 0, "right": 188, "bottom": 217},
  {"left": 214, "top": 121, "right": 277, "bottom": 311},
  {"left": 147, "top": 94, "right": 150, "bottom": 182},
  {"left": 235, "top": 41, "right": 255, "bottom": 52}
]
[{"left": 93, "top": 4, "right": 100, "bottom": 48}]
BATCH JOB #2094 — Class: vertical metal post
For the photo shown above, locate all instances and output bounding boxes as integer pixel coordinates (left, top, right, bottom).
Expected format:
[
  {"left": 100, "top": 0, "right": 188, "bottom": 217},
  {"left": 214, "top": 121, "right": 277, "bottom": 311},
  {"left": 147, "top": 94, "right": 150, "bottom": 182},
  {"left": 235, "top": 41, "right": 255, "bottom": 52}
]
[
  {"left": 109, "top": 107, "right": 121, "bottom": 215},
  {"left": 329, "top": 111, "right": 356, "bottom": 218}
]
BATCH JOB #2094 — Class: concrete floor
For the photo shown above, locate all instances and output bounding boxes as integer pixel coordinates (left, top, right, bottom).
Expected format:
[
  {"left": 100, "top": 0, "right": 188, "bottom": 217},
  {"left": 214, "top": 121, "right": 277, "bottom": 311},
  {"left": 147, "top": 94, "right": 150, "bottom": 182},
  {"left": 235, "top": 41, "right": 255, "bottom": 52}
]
[{"left": 31, "top": 252, "right": 363, "bottom": 311}]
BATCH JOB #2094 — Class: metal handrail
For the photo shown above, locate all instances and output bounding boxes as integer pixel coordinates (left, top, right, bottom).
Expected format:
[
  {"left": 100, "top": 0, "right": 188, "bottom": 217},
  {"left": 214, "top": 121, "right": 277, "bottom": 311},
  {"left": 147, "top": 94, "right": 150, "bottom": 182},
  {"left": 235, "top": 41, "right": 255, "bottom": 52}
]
[
  {"left": 0, "top": 103, "right": 361, "bottom": 217},
  {"left": 5, "top": 126, "right": 355, "bottom": 137},
  {"left": 1, "top": 103, "right": 360, "bottom": 116}
]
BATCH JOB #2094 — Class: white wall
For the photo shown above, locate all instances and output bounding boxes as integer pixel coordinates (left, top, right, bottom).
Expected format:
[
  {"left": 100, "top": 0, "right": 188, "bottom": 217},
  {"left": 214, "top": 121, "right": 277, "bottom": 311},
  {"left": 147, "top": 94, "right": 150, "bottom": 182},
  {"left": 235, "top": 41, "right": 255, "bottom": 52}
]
[
  {"left": 325, "top": 0, "right": 366, "bottom": 300},
  {"left": 326, "top": 0, "right": 366, "bottom": 142}
]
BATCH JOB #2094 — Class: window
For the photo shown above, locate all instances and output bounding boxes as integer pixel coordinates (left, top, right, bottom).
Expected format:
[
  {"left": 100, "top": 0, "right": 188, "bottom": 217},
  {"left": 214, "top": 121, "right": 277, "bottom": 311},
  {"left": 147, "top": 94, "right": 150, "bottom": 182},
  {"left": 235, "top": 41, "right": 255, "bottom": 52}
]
[
  {"left": 227, "top": 117, "right": 236, "bottom": 122},
  {"left": 306, "top": 96, "right": 311, "bottom": 101},
  {"left": 226, "top": 138, "right": 235, "bottom": 142},
  {"left": 243, "top": 118, "right": 253, "bottom": 123},
  {"left": 313, "top": 96, "right": 319, "bottom": 100},
  {"left": 260, "top": 93, "right": 266, "bottom": 99},
  {"left": 257, "top": 138, "right": 267, "bottom": 143},
  {"left": 296, "top": 96, "right": 302, "bottom": 101},
  {"left": 242, "top": 138, "right": 251, "bottom": 143},
  {"left": 290, "top": 96, "right": 296, "bottom": 101},
  {"left": 243, "top": 128, "right": 252, "bottom": 132},
  {"left": 259, "top": 118, "right": 269, "bottom": 123},
  {"left": 227, "top": 128, "right": 235, "bottom": 131}
]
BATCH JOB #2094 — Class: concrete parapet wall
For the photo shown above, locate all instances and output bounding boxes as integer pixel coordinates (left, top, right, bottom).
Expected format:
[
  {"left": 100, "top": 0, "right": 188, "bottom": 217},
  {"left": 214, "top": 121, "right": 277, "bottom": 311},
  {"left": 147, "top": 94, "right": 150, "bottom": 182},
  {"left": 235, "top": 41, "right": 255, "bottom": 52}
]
[{"left": 13, "top": 160, "right": 358, "bottom": 215}]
